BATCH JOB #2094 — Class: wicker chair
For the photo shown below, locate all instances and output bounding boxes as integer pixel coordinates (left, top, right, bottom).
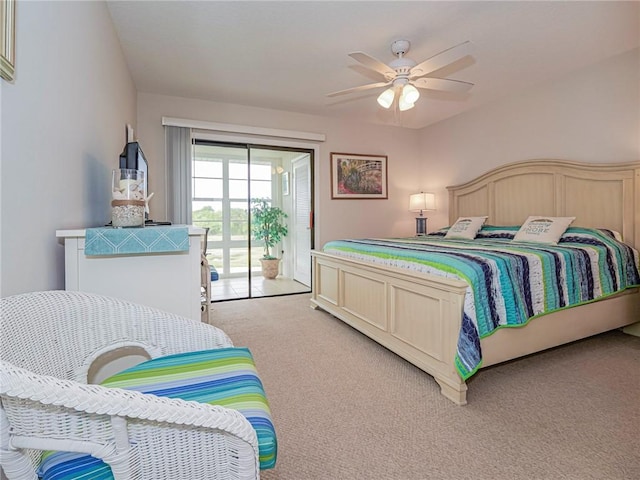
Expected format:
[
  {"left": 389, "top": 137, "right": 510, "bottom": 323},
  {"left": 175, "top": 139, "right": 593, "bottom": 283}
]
[{"left": 0, "top": 291, "right": 262, "bottom": 480}]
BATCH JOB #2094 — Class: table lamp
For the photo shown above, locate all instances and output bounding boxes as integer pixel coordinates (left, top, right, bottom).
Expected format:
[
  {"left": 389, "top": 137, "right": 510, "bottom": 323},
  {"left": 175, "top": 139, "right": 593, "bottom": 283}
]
[{"left": 409, "top": 192, "right": 436, "bottom": 236}]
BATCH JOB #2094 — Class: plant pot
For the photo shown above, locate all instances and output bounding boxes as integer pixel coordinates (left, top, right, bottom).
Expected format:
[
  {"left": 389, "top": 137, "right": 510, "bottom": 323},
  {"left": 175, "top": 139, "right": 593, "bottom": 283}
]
[{"left": 260, "top": 258, "right": 280, "bottom": 279}]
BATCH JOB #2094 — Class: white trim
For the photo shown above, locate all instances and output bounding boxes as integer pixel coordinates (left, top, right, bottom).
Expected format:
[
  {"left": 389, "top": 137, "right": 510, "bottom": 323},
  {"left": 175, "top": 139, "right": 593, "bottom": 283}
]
[{"left": 162, "top": 116, "right": 326, "bottom": 142}]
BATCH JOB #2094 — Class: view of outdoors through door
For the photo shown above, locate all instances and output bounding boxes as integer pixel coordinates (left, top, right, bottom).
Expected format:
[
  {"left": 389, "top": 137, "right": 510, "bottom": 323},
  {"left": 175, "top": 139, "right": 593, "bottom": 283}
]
[{"left": 192, "top": 141, "right": 312, "bottom": 301}]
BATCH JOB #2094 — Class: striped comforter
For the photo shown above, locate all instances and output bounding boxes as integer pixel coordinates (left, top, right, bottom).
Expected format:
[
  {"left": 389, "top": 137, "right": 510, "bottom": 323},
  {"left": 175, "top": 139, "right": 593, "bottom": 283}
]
[{"left": 323, "top": 227, "right": 640, "bottom": 379}]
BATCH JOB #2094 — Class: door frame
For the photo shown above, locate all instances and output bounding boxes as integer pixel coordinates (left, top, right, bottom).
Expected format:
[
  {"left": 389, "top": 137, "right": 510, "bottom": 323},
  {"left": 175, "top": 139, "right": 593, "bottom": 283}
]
[{"left": 193, "top": 131, "right": 318, "bottom": 293}]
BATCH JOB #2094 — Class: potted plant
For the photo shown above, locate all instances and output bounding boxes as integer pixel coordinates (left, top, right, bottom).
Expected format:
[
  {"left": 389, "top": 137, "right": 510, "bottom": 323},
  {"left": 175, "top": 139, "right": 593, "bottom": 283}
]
[{"left": 251, "top": 198, "right": 288, "bottom": 279}]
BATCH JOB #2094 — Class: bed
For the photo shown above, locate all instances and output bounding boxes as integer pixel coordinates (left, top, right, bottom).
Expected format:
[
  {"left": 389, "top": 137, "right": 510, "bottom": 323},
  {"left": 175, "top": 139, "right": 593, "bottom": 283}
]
[{"left": 310, "top": 159, "right": 640, "bottom": 405}]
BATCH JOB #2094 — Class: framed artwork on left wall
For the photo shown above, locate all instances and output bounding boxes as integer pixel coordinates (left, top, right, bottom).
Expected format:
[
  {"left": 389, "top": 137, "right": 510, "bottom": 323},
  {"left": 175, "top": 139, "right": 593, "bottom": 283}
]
[
  {"left": 330, "top": 152, "right": 388, "bottom": 199},
  {"left": 1, "top": 0, "right": 15, "bottom": 82}
]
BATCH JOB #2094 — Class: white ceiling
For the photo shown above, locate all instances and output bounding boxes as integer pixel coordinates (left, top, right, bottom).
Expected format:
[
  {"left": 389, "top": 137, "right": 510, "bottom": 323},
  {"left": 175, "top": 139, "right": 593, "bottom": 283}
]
[{"left": 106, "top": 1, "right": 639, "bottom": 130}]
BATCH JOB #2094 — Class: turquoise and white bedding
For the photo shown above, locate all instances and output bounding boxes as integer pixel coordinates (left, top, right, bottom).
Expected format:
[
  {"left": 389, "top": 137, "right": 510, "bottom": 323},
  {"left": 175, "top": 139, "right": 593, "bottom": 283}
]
[{"left": 323, "top": 227, "right": 640, "bottom": 380}]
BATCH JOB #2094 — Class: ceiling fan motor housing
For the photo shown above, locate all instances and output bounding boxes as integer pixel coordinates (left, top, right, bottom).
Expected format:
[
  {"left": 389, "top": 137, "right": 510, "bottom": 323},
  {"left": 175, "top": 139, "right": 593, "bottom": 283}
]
[
  {"left": 389, "top": 40, "right": 416, "bottom": 79},
  {"left": 390, "top": 57, "right": 416, "bottom": 74}
]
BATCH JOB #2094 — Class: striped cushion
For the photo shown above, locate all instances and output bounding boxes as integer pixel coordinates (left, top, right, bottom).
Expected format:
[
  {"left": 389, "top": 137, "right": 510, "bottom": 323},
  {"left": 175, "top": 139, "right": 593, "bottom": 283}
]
[
  {"left": 38, "top": 452, "right": 113, "bottom": 480},
  {"left": 37, "top": 347, "right": 276, "bottom": 479}
]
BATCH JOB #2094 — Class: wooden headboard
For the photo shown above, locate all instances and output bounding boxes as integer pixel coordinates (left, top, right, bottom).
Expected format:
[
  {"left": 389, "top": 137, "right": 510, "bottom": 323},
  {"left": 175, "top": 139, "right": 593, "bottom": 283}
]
[{"left": 447, "top": 159, "right": 640, "bottom": 249}]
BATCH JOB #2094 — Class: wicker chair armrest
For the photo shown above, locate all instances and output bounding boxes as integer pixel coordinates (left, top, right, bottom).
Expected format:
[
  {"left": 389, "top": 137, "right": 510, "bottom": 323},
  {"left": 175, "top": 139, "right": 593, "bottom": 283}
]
[{"left": 0, "top": 361, "right": 258, "bottom": 447}]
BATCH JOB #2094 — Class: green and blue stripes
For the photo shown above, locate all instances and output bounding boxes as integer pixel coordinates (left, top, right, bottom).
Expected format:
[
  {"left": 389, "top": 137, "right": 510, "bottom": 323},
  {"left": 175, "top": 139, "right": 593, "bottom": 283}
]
[{"left": 38, "top": 347, "right": 276, "bottom": 479}]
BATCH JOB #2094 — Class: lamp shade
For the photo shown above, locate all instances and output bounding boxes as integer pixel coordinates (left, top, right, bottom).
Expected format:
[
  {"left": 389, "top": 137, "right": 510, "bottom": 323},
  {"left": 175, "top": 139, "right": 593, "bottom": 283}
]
[
  {"left": 398, "top": 96, "right": 415, "bottom": 111},
  {"left": 409, "top": 192, "right": 436, "bottom": 212},
  {"left": 401, "top": 84, "right": 420, "bottom": 104},
  {"left": 377, "top": 88, "right": 395, "bottom": 109}
]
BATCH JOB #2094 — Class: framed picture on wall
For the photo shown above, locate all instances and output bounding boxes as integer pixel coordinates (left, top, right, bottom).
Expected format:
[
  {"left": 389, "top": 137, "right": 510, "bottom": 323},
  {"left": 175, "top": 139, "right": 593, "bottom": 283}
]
[
  {"left": 1, "top": 0, "right": 16, "bottom": 82},
  {"left": 282, "top": 171, "right": 290, "bottom": 196},
  {"left": 330, "top": 152, "right": 388, "bottom": 199}
]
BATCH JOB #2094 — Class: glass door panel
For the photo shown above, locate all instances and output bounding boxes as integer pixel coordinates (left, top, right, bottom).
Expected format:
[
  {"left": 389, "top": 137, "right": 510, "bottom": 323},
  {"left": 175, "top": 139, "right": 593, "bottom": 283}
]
[
  {"left": 192, "top": 141, "right": 312, "bottom": 301},
  {"left": 192, "top": 143, "right": 250, "bottom": 300},
  {"left": 248, "top": 147, "right": 311, "bottom": 298}
]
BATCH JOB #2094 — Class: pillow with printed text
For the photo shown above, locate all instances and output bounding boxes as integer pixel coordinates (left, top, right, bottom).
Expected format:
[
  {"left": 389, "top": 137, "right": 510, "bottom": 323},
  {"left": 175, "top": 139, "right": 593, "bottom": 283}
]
[
  {"left": 444, "top": 216, "right": 488, "bottom": 240},
  {"left": 512, "top": 216, "right": 576, "bottom": 244}
]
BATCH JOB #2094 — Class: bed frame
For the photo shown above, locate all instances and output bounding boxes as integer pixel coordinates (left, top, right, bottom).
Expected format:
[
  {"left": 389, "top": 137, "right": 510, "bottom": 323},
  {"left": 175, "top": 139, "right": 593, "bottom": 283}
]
[{"left": 311, "top": 159, "right": 640, "bottom": 405}]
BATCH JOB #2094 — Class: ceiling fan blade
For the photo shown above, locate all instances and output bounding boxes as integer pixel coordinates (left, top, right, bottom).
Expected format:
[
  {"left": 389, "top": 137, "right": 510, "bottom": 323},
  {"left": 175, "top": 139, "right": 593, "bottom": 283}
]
[
  {"left": 348, "top": 52, "right": 396, "bottom": 79},
  {"left": 412, "top": 77, "right": 474, "bottom": 93},
  {"left": 326, "top": 81, "right": 391, "bottom": 98},
  {"left": 351, "top": 64, "right": 389, "bottom": 83},
  {"left": 409, "top": 41, "right": 471, "bottom": 79}
]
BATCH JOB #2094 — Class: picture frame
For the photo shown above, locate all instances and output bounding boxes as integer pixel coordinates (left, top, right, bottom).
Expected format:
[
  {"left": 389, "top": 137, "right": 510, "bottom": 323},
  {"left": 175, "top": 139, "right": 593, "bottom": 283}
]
[
  {"left": 1, "top": 0, "right": 15, "bottom": 82},
  {"left": 282, "top": 171, "right": 290, "bottom": 196},
  {"left": 330, "top": 152, "right": 388, "bottom": 199}
]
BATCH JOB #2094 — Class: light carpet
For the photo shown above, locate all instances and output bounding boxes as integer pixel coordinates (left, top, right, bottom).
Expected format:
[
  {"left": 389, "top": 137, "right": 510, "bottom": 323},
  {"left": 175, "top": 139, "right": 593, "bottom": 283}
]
[{"left": 211, "top": 294, "right": 640, "bottom": 480}]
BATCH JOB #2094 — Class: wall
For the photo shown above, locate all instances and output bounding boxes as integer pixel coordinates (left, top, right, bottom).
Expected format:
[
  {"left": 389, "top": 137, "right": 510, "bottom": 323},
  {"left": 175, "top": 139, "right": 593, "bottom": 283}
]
[
  {"left": 0, "top": 1, "right": 136, "bottom": 296},
  {"left": 1, "top": 2, "right": 636, "bottom": 297},
  {"left": 417, "top": 48, "right": 640, "bottom": 230},
  {"left": 138, "top": 49, "right": 640, "bottom": 245},
  {"left": 136, "top": 93, "right": 422, "bottom": 248}
]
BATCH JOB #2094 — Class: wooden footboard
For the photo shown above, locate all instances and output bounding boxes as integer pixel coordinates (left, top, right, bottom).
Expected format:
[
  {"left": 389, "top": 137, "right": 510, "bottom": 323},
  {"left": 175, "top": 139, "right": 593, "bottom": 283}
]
[
  {"left": 311, "top": 250, "right": 640, "bottom": 405},
  {"left": 310, "top": 250, "right": 471, "bottom": 405}
]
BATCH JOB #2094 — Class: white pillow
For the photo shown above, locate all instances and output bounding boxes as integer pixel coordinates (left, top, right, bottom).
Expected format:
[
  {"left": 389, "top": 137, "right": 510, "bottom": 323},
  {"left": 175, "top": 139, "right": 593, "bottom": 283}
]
[
  {"left": 513, "top": 216, "right": 576, "bottom": 244},
  {"left": 444, "top": 216, "right": 488, "bottom": 240}
]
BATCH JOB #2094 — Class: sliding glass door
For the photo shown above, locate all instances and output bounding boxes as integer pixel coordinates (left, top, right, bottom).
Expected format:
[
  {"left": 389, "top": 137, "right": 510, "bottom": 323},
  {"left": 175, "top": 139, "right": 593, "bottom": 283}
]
[{"left": 191, "top": 141, "right": 313, "bottom": 301}]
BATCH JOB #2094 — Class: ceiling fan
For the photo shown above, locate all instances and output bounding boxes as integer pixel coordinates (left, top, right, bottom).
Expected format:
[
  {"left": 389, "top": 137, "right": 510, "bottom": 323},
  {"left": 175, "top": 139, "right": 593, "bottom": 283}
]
[{"left": 327, "top": 39, "right": 474, "bottom": 111}]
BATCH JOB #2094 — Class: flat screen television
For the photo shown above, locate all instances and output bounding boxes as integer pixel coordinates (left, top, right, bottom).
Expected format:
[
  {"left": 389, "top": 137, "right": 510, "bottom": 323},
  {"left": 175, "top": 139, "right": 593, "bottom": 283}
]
[{"left": 119, "top": 141, "right": 148, "bottom": 191}]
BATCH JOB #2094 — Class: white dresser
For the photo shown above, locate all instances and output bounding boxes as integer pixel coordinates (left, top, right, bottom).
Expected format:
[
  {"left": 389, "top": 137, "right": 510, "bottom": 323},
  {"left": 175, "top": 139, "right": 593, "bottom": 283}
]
[{"left": 56, "top": 226, "right": 204, "bottom": 321}]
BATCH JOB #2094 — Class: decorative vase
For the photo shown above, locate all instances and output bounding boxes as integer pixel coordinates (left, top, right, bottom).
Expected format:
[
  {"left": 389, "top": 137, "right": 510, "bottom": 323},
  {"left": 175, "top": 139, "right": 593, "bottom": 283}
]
[
  {"left": 111, "top": 168, "right": 145, "bottom": 227},
  {"left": 260, "top": 258, "right": 280, "bottom": 279}
]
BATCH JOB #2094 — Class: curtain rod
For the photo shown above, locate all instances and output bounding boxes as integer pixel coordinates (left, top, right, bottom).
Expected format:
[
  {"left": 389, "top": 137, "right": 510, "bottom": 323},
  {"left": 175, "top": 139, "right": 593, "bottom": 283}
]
[{"left": 162, "top": 117, "right": 326, "bottom": 142}]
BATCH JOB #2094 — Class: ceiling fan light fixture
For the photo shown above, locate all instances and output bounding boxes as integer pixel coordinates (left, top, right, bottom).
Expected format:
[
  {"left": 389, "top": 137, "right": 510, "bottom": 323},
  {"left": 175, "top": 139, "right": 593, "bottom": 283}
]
[
  {"left": 377, "top": 87, "right": 395, "bottom": 109},
  {"left": 401, "top": 84, "right": 420, "bottom": 104},
  {"left": 398, "top": 96, "right": 415, "bottom": 111},
  {"left": 328, "top": 38, "right": 473, "bottom": 116}
]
